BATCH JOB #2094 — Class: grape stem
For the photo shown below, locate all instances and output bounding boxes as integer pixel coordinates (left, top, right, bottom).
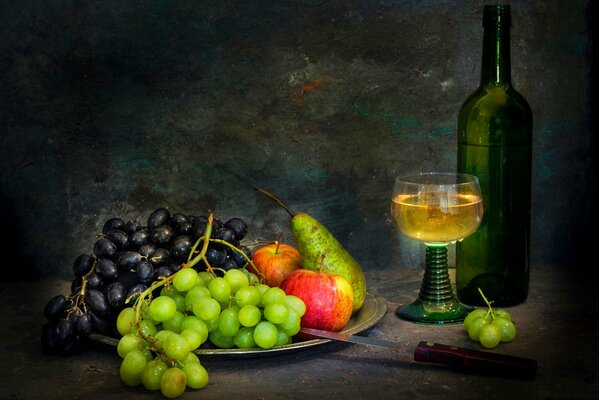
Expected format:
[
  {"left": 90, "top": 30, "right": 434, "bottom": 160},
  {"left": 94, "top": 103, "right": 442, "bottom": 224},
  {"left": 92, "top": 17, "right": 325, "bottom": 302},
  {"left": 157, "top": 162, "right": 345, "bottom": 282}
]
[{"left": 477, "top": 287, "right": 496, "bottom": 320}]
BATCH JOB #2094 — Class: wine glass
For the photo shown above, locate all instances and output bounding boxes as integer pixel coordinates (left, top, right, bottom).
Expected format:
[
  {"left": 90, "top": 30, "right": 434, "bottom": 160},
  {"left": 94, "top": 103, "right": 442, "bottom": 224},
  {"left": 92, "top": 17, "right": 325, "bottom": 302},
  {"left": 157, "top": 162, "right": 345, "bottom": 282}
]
[{"left": 390, "top": 172, "right": 483, "bottom": 324}]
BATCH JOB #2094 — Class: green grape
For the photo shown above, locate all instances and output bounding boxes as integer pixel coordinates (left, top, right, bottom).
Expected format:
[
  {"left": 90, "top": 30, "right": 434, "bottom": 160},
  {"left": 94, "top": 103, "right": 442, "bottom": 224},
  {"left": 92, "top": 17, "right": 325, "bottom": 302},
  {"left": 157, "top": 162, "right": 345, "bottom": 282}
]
[
  {"left": 141, "top": 304, "right": 159, "bottom": 325},
  {"left": 463, "top": 308, "right": 488, "bottom": 331},
  {"left": 182, "top": 362, "right": 209, "bottom": 390},
  {"left": 238, "top": 305, "right": 261, "bottom": 327},
  {"left": 160, "top": 367, "right": 187, "bottom": 399},
  {"left": 117, "top": 333, "right": 141, "bottom": 358},
  {"left": 162, "top": 311, "right": 185, "bottom": 333},
  {"left": 149, "top": 296, "right": 177, "bottom": 322},
  {"left": 173, "top": 268, "right": 199, "bottom": 292},
  {"left": 264, "top": 303, "right": 289, "bottom": 324},
  {"left": 120, "top": 349, "right": 147, "bottom": 387},
  {"left": 208, "top": 277, "right": 232, "bottom": 303},
  {"left": 153, "top": 329, "right": 174, "bottom": 347},
  {"left": 185, "top": 286, "right": 211, "bottom": 307},
  {"left": 478, "top": 323, "right": 502, "bottom": 348},
  {"left": 192, "top": 297, "right": 221, "bottom": 321},
  {"left": 141, "top": 358, "right": 168, "bottom": 391},
  {"left": 116, "top": 307, "right": 137, "bottom": 336},
  {"left": 204, "top": 316, "right": 220, "bottom": 333},
  {"left": 218, "top": 308, "right": 240, "bottom": 337},
  {"left": 197, "top": 271, "right": 214, "bottom": 286},
  {"left": 261, "top": 287, "right": 286, "bottom": 306},
  {"left": 233, "top": 327, "right": 256, "bottom": 349},
  {"left": 494, "top": 309, "right": 512, "bottom": 321},
  {"left": 180, "top": 328, "right": 203, "bottom": 350},
  {"left": 467, "top": 316, "right": 489, "bottom": 341},
  {"left": 224, "top": 269, "right": 249, "bottom": 294},
  {"left": 180, "top": 352, "right": 200, "bottom": 366},
  {"left": 276, "top": 330, "right": 291, "bottom": 346},
  {"left": 255, "top": 284, "right": 270, "bottom": 306},
  {"left": 171, "top": 293, "right": 187, "bottom": 313},
  {"left": 247, "top": 272, "right": 260, "bottom": 286},
  {"left": 138, "top": 319, "right": 158, "bottom": 338},
  {"left": 164, "top": 333, "right": 191, "bottom": 360},
  {"left": 284, "top": 295, "right": 306, "bottom": 317},
  {"left": 278, "top": 308, "right": 301, "bottom": 336},
  {"left": 253, "top": 321, "right": 278, "bottom": 349},
  {"left": 160, "top": 285, "right": 182, "bottom": 298},
  {"left": 492, "top": 317, "right": 517, "bottom": 342},
  {"left": 180, "top": 316, "right": 209, "bottom": 344},
  {"left": 235, "top": 285, "right": 261, "bottom": 307},
  {"left": 209, "top": 329, "right": 235, "bottom": 349}
]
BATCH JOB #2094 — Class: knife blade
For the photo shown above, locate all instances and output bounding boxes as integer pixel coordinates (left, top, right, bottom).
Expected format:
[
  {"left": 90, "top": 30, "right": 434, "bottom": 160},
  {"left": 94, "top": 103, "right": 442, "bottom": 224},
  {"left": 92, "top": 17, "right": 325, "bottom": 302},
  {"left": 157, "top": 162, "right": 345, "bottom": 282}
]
[{"left": 299, "top": 327, "right": 537, "bottom": 380}]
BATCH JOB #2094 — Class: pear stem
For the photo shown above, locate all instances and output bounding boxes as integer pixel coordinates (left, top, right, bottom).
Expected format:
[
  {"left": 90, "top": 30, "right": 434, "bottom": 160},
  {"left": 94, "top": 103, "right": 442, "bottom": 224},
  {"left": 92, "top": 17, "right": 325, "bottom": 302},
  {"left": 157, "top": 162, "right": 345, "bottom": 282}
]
[{"left": 254, "top": 187, "right": 295, "bottom": 217}]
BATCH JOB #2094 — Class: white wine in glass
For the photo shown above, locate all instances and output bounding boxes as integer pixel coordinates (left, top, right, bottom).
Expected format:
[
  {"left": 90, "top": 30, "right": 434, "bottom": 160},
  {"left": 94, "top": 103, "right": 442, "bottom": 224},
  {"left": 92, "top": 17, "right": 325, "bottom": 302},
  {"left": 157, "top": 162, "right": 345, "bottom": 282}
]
[{"left": 391, "top": 172, "right": 483, "bottom": 323}]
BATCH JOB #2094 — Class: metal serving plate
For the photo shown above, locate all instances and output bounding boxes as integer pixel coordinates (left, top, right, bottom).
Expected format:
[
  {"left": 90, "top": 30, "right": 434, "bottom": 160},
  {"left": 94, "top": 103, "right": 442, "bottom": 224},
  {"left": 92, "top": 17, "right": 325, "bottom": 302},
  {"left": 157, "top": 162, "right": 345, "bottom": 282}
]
[{"left": 90, "top": 292, "right": 388, "bottom": 358}]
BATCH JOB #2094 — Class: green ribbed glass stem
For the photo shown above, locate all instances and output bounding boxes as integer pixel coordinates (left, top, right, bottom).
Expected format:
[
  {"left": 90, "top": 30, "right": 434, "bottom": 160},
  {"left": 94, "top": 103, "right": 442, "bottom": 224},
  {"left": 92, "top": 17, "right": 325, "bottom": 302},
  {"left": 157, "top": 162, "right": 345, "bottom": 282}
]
[{"left": 418, "top": 246, "right": 454, "bottom": 304}]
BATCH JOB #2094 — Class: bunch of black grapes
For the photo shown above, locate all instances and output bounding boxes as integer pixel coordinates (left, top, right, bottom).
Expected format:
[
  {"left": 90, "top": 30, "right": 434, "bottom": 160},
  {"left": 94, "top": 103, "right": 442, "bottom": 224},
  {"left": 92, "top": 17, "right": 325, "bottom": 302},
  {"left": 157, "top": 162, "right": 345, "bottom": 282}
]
[{"left": 41, "top": 207, "right": 251, "bottom": 356}]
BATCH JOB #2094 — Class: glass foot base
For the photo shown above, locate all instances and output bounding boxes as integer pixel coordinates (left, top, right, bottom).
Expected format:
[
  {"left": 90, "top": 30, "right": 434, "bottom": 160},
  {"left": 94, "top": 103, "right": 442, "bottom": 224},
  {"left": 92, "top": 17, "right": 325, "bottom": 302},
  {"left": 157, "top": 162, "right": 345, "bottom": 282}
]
[{"left": 396, "top": 299, "right": 473, "bottom": 324}]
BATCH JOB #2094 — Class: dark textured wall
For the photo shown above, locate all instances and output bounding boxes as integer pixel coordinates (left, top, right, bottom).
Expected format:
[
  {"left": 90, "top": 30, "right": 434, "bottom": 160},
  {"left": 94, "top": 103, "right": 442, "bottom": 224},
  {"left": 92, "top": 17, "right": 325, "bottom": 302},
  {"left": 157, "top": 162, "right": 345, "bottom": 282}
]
[{"left": 1, "top": 0, "right": 596, "bottom": 281}]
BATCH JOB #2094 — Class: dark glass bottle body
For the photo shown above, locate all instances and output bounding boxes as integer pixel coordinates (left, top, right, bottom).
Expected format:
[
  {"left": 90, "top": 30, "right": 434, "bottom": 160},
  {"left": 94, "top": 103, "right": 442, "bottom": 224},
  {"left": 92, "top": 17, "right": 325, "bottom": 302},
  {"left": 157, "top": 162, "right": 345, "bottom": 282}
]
[{"left": 456, "top": 5, "right": 532, "bottom": 307}]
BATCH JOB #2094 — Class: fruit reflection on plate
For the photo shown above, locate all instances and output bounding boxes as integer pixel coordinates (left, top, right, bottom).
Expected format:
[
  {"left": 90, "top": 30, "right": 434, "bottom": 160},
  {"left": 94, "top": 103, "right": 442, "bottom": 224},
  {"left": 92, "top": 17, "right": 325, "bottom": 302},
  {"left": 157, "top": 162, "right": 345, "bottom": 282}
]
[{"left": 90, "top": 292, "right": 387, "bottom": 358}]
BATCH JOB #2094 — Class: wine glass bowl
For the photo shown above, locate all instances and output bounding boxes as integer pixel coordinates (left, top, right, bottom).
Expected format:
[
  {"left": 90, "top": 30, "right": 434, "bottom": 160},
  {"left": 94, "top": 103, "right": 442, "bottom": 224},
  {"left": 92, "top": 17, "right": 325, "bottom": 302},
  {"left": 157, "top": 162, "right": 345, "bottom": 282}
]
[{"left": 391, "top": 172, "right": 483, "bottom": 323}]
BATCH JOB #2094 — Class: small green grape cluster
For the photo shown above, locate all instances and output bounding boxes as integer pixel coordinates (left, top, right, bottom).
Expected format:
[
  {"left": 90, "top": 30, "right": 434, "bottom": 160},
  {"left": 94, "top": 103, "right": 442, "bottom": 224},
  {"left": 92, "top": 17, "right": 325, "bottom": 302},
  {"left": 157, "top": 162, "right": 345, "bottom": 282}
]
[
  {"left": 463, "top": 289, "right": 517, "bottom": 349},
  {"left": 116, "top": 267, "right": 306, "bottom": 398}
]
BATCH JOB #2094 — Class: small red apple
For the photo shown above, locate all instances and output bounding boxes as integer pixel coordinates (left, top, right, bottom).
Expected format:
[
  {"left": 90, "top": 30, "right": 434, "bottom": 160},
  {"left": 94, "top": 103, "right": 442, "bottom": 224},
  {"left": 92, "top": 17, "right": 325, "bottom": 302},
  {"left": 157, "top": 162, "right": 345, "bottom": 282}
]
[
  {"left": 280, "top": 269, "right": 354, "bottom": 332},
  {"left": 250, "top": 242, "right": 302, "bottom": 287}
]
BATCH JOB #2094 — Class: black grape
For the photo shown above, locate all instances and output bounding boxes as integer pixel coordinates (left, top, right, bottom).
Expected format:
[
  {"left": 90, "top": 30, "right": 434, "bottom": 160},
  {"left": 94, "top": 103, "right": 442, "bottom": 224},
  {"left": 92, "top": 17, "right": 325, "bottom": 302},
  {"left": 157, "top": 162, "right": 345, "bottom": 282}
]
[
  {"left": 130, "top": 228, "right": 151, "bottom": 248},
  {"left": 215, "top": 227, "right": 237, "bottom": 246},
  {"left": 89, "top": 310, "right": 113, "bottom": 335},
  {"left": 93, "top": 237, "right": 117, "bottom": 258},
  {"left": 171, "top": 213, "right": 192, "bottom": 235},
  {"left": 115, "top": 251, "right": 142, "bottom": 270},
  {"left": 55, "top": 319, "right": 75, "bottom": 347},
  {"left": 95, "top": 258, "right": 119, "bottom": 281},
  {"left": 127, "top": 283, "right": 147, "bottom": 304},
  {"left": 106, "top": 229, "right": 130, "bottom": 250},
  {"left": 85, "top": 289, "right": 110, "bottom": 317},
  {"left": 152, "top": 225, "right": 174, "bottom": 245},
  {"left": 190, "top": 219, "right": 208, "bottom": 240},
  {"left": 138, "top": 243, "right": 156, "bottom": 258},
  {"left": 72, "top": 254, "right": 94, "bottom": 278},
  {"left": 58, "top": 334, "right": 81, "bottom": 356},
  {"left": 154, "top": 266, "right": 173, "bottom": 279},
  {"left": 102, "top": 217, "right": 125, "bottom": 234},
  {"left": 149, "top": 248, "right": 170, "bottom": 266},
  {"left": 222, "top": 259, "right": 238, "bottom": 271},
  {"left": 124, "top": 219, "right": 142, "bottom": 235},
  {"left": 224, "top": 217, "right": 248, "bottom": 240},
  {"left": 116, "top": 271, "right": 139, "bottom": 290},
  {"left": 171, "top": 235, "right": 192, "bottom": 261},
  {"left": 75, "top": 313, "right": 93, "bottom": 337},
  {"left": 231, "top": 245, "right": 252, "bottom": 267},
  {"left": 147, "top": 207, "right": 170, "bottom": 230},
  {"left": 86, "top": 273, "right": 103, "bottom": 289},
  {"left": 136, "top": 260, "right": 155, "bottom": 284},
  {"left": 206, "top": 247, "right": 226, "bottom": 267},
  {"left": 44, "top": 295, "right": 67, "bottom": 321},
  {"left": 106, "top": 282, "right": 127, "bottom": 309}
]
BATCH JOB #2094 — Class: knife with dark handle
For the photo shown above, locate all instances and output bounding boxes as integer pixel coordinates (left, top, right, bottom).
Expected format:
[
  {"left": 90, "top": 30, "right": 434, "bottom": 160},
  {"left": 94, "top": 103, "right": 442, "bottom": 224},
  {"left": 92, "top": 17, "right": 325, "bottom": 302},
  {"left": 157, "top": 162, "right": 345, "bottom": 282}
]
[{"left": 299, "top": 327, "right": 537, "bottom": 380}]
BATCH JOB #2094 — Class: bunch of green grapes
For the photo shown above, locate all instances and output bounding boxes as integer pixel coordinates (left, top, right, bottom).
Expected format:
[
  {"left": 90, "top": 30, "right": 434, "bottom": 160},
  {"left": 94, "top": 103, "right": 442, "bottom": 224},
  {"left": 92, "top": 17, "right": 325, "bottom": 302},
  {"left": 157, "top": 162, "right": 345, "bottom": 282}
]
[
  {"left": 116, "top": 266, "right": 306, "bottom": 398},
  {"left": 463, "top": 289, "right": 517, "bottom": 349}
]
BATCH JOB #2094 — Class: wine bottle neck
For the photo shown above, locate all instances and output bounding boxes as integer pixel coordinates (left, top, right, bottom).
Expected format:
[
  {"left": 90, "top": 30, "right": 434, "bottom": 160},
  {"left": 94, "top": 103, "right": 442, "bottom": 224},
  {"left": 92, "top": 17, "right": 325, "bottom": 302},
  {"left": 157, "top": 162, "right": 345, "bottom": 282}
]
[{"left": 480, "top": 5, "right": 511, "bottom": 85}]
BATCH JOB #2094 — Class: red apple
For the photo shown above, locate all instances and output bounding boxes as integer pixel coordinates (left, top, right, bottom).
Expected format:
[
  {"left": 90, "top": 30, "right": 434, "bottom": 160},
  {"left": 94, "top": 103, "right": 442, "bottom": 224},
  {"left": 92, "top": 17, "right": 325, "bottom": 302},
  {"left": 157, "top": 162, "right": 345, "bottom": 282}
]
[
  {"left": 280, "top": 269, "right": 354, "bottom": 332},
  {"left": 250, "top": 242, "right": 302, "bottom": 287}
]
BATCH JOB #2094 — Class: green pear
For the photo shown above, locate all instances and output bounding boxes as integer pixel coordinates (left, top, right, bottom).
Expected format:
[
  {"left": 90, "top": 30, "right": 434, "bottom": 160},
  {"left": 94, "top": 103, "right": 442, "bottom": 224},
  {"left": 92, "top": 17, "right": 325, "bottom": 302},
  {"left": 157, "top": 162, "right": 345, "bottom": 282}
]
[{"left": 255, "top": 188, "right": 366, "bottom": 312}]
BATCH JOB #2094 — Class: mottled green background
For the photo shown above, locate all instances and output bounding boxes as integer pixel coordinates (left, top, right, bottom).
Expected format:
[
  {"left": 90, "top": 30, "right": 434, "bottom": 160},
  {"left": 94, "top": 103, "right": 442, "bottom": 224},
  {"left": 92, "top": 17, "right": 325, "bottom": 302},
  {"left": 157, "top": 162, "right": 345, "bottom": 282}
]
[{"left": 1, "top": 0, "right": 596, "bottom": 280}]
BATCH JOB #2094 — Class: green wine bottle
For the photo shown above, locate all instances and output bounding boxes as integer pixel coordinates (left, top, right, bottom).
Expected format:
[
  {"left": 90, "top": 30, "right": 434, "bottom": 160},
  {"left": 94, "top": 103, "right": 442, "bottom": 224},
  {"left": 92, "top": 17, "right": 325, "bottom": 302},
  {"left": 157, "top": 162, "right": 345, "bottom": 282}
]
[{"left": 456, "top": 4, "right": 532, "bottom": 307}]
